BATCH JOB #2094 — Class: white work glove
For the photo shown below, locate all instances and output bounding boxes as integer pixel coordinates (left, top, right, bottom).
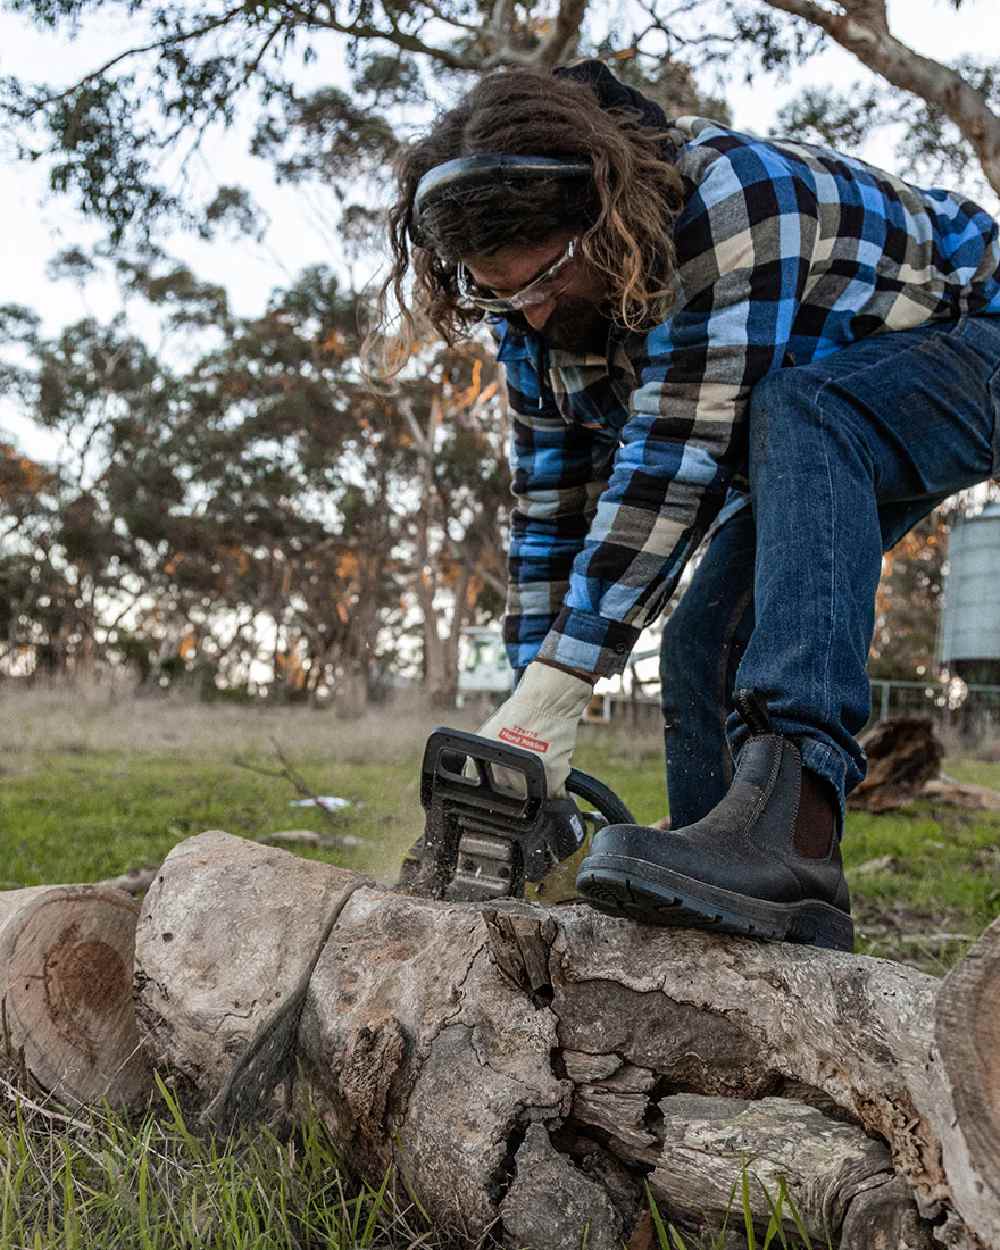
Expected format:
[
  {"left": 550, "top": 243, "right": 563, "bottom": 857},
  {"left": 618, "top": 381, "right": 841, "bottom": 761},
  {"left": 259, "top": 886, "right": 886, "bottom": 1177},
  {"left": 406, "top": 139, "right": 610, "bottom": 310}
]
[{"left": 475, "top": 661, "right": 593, "bottom": 797}]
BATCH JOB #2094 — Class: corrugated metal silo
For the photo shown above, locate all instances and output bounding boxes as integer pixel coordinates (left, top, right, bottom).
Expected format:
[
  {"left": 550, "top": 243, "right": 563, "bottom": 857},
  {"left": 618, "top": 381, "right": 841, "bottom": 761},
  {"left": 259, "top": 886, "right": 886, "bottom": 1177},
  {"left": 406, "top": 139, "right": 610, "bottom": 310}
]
[{"left": 938, "top": 501, "right": 1000, "bottom": 673}]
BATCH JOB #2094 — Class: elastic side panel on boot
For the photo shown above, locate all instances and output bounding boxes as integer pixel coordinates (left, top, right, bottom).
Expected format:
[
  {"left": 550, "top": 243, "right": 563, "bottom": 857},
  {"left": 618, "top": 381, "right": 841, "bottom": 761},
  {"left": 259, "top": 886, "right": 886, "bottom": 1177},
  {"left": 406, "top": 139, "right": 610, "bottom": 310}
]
[{"left": 793, "top": 770, "right": 836, "bottom": 858}]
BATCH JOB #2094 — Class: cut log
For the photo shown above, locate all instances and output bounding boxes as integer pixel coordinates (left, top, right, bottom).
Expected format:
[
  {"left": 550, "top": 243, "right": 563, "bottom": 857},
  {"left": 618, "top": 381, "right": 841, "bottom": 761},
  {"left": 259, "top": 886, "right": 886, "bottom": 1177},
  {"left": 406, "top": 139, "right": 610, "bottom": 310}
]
[
  {"left": 0, "top": 885, "right": 151, "bottom": 1109},
  {"left": 848, "top": 716, "right": 944, "bottom": 812},
  {"left": 133, "top": 832, "right": 997, "bottom": 1250},
  {"left": 929, "top": 915, "right": 1000, "bottom": 1249}
]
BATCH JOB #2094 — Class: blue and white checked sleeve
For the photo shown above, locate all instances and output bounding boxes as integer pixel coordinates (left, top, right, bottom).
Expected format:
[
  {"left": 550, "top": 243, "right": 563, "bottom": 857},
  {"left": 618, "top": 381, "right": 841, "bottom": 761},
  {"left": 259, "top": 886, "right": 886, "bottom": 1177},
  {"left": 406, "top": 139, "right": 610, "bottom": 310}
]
[
  {"left": 533, "top": 141, "right": 820, "bottom": 676},
  {"left": 499, "top": 333, "right": 616, "bottom": 672}
]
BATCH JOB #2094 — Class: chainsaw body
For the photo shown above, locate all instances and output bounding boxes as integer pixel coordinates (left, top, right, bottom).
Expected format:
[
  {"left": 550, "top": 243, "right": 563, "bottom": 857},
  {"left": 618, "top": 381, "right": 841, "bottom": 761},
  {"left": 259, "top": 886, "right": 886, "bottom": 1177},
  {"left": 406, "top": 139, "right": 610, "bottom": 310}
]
[{"left": 410, "top": 728, "right": 635, "bottom": 902}]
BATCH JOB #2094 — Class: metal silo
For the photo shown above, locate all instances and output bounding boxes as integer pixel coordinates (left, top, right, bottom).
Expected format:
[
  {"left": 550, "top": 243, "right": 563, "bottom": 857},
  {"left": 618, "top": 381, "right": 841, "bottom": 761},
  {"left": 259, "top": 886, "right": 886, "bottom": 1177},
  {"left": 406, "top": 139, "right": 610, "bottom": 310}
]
[{"left": 938, "top": 501, "right": 1000, "bottom": 682}]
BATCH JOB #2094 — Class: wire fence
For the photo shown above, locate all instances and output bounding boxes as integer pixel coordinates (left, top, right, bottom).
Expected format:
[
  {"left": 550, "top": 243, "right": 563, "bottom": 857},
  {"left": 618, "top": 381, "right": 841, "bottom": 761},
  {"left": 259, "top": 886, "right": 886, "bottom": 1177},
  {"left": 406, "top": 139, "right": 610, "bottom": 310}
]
[
  {"left": 584, "top": 679, "right": 1000, "bottom": 746},
  {"left": 868, "top": 679, "right": 1000, "bottom": 744}
]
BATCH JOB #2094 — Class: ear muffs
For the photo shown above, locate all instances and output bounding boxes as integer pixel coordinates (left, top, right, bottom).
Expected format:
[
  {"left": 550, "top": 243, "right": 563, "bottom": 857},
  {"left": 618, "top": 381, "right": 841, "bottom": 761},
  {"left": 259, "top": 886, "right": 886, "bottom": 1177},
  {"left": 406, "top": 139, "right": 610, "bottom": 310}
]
[{"left": 409, "top": 154, "right": 591, "bottom": 249}]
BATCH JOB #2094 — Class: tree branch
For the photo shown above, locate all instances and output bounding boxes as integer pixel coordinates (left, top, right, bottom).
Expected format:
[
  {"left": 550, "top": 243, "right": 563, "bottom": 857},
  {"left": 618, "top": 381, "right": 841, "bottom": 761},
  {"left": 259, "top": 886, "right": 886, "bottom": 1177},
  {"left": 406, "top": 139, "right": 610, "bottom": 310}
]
[
  {"left": 286, "top": 2, "right": 477, "bottom": 71},
  {"left": 489, "top": 0, "right": 517, "bottom": 44},
  {"left": 840, "top": 0, "right": 888, "bottom": 32},
  {"left": 29, "top": 5, "right": 251, "bottom": 108},
  {"left": 533, "top": 0, "right": 589, "bottom": 67},
  {"left": 762, "top": 0, "right": 1000, "bottom": 194},
  {"left": 419, "top": 0, "right": 480, "bottom": 35}
]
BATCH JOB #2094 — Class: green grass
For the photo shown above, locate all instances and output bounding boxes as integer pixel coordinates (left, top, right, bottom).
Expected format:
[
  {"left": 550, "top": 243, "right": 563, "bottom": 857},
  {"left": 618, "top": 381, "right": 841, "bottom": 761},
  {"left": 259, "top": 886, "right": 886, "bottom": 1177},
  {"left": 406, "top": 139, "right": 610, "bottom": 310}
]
[
  {"left": 0, "top": 1070, "right": 438, "bottom": 1250},
  {"left": 0, "top": 712, "right": 672, "bottom": 891},
  {"left": 839, "top": 759, "right": 1000, "bottom": 969},
  {"left": 0, "top": 750, "right": 412, "bottom": 888}
]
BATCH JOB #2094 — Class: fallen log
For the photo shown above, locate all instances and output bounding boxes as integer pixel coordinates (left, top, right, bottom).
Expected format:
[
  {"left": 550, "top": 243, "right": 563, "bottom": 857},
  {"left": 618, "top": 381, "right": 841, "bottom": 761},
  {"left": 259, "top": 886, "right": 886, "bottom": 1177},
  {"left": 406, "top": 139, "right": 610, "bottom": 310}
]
[
  {"left": 0, "top": 884, "right": 151, "bottom": 1109},
  {"left": 923, "top": 777, "right": 1000, "bottom": 811},
  {"left": 94, "top": 866, "right": 159, "bottom": 895},
  {"left": 131, "top": 830, "right": 1000, "bottom": 1249}
]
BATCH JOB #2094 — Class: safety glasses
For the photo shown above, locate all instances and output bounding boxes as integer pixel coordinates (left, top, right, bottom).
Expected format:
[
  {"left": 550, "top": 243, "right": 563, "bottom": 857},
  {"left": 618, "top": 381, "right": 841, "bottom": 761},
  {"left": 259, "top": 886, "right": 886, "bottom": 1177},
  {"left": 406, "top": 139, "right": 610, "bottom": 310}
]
[{"left": 456, "top": 238, "right": 579, "bottom": 313}]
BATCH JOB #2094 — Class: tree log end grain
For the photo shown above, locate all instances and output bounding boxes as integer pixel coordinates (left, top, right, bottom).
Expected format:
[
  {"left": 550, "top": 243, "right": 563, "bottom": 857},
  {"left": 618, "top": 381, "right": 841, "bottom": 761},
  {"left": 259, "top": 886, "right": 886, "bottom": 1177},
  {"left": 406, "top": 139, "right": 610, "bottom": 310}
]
[
  {"left": 932, "top": 915, "right": 1000, "bottom": 1248},
  {"left": 0, "top": 885, "right": 152, "bottom": 1109}
]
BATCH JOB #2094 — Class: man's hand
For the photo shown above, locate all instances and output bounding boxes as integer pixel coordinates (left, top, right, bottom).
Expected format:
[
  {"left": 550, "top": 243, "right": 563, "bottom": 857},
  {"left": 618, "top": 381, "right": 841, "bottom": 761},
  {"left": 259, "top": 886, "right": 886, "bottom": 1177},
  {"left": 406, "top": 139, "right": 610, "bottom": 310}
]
[{"left": 475, "top": 661, "right": 594, "bottom": 797}]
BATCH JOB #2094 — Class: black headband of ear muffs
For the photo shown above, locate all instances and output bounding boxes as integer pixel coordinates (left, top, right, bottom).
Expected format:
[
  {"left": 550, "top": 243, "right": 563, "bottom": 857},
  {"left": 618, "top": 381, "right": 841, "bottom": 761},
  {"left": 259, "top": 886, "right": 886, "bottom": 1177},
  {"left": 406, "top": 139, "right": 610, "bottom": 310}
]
[{"left": 409, "top": 154, "right": 592, "bottom": 248}]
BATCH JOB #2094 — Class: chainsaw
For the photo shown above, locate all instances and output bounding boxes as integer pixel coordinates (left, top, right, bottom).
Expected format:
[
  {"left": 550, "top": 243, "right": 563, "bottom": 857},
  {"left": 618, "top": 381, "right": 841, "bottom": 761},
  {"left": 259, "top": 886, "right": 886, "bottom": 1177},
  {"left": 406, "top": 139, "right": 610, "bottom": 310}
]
[{"left": 400, "top": 728, "right": 635, "bottom": 902}]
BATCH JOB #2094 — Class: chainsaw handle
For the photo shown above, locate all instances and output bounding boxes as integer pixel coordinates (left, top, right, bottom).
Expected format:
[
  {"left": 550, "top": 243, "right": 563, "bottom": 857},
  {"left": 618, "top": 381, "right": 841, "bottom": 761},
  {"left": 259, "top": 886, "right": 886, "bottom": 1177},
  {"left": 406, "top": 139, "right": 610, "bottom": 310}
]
[{"left": 566, "top": 768, "right": 635, "bottom": 826}]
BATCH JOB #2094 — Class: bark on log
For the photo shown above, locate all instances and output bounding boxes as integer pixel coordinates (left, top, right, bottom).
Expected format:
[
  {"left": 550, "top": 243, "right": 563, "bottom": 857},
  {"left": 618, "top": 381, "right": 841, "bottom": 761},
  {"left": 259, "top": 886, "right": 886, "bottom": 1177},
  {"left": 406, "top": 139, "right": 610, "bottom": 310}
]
[
  {"left": 649, "top": 1094, "right": 932, "bottom": 1249},
  {"left": 133, "top": 832, "right": 997, "bottom": 1249},
  {"left": 134, "top": 830, "right": 368, "bottom": 1125},
  {"left": 0, "top": 885, "right": 151, "bottom": 1108}
]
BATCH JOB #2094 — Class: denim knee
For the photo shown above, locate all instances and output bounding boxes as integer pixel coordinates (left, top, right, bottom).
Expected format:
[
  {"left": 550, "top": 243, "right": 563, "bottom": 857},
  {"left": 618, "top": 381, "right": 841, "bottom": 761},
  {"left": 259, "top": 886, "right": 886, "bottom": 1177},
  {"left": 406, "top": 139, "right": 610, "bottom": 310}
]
[{"left": 747, "top": 368, "right": 825, "bottom": 468}]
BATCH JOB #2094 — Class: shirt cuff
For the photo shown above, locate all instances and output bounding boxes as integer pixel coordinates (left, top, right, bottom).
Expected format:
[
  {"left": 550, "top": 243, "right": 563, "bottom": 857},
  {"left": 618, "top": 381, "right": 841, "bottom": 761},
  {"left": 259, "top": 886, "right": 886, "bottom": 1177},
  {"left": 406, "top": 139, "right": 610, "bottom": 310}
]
[
  {"left": 537, "top": 608, "right": 641, "bottom": 678},
  {"left": 504, "top": 612, "right": 559, "bottom": 673}
]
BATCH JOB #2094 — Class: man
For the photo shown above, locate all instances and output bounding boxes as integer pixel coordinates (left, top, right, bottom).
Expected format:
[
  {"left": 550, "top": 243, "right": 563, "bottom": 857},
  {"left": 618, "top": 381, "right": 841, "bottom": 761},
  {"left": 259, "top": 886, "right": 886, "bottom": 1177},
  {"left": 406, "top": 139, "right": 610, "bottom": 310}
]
[{"left": 381, "top": 60, "right": 1000, "bottom": 950}]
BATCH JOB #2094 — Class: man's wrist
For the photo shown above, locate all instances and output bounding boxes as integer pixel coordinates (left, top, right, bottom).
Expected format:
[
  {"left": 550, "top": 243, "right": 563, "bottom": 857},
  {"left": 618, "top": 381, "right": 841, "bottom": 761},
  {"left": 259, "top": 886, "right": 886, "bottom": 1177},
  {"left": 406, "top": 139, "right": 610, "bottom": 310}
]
[{"left": 534, "top": 657, "right": 598, "bottom": 685}]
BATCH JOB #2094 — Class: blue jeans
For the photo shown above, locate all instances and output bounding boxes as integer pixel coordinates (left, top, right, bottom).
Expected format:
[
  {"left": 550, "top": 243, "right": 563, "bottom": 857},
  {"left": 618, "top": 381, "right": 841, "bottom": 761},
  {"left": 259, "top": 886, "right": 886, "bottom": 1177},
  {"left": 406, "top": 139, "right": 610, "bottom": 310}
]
[{"left": 660, "top": 316, "right": 1000, "bottom": 832}]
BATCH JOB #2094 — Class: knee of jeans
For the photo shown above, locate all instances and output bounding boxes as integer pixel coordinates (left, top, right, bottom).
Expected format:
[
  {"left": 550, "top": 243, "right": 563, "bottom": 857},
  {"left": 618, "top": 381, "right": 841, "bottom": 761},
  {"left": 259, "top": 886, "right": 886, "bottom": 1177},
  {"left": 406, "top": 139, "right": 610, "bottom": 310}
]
[{"left": 748, "top": 369, "right": 822, "bottom": 471}]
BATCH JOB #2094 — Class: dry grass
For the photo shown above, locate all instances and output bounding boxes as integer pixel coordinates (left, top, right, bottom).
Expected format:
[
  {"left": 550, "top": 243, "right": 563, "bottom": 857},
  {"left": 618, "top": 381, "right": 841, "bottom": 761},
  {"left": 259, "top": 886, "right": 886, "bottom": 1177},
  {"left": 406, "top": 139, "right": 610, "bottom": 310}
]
[{"left": 1, "top": 680, "right": 481, "bottom": 767}]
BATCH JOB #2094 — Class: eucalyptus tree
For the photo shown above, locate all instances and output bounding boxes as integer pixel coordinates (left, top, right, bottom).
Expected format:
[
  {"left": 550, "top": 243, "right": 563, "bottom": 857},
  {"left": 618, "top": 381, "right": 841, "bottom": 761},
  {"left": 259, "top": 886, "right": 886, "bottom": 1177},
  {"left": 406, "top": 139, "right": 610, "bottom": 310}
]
[{"left": 0, "top": 297, "right": 187, "bottom": 677}]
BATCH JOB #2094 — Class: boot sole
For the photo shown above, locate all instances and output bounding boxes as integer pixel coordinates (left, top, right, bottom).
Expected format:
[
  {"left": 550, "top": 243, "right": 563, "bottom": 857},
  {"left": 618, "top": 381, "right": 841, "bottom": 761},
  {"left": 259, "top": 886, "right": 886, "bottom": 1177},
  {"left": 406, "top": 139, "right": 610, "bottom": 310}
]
[{"left": 576, "top": 852, "right": 854, "bottom": 952}]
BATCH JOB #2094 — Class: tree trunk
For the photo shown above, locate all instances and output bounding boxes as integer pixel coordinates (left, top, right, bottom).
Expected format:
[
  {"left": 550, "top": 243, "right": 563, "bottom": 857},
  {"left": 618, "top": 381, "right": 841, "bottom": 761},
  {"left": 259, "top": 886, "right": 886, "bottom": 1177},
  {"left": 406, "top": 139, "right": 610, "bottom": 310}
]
[
  {"left": 131, "top": 831, "right": 1000, "bottom": 1249},
  {"left": 334, "top": 665, "right": 368, "bottom": 719},
  {"left": 0, "top": 885, "right": 151, "bottom": 1109},
  {"left": 847, "top": 716, "right": 944, "bottom": 812}
]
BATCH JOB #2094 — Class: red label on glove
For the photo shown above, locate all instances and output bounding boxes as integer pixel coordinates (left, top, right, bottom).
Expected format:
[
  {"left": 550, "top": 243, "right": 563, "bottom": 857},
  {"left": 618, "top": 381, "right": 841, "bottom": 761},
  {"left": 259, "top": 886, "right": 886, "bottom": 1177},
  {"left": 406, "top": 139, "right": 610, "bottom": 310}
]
[{"left": 499, "top": 726, "right": 550, "bottom": 753}]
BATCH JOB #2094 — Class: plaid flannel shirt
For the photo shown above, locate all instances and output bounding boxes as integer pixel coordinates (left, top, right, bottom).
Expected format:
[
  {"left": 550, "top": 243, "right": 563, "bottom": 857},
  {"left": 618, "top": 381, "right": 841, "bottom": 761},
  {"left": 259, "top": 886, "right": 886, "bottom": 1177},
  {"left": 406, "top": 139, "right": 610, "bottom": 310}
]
[{"left": 499, "top": 117, "right": 1000, "bottom": 678}]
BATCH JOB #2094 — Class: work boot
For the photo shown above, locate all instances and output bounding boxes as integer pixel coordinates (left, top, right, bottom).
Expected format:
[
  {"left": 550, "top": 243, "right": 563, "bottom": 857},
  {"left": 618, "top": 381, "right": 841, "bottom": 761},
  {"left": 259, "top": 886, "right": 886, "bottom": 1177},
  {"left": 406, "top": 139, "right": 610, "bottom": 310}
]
[{"left": 575, "top": 691, "right": 854, "bottom": 951}]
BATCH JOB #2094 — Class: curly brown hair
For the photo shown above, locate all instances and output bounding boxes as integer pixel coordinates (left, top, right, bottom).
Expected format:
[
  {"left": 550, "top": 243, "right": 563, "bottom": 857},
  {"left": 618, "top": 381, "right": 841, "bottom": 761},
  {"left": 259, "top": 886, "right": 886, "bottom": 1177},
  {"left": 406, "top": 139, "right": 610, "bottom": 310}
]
[{"left": 373, "top": 66, "right": 686, "bottom": 367}]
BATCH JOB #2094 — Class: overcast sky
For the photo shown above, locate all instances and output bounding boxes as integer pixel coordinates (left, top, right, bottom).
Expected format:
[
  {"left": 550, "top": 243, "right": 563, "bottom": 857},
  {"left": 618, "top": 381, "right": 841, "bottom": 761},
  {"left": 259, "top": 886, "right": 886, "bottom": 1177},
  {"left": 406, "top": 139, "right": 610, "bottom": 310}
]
[{"left": 1, "top": 0, "right": 997, "bottom": 458}]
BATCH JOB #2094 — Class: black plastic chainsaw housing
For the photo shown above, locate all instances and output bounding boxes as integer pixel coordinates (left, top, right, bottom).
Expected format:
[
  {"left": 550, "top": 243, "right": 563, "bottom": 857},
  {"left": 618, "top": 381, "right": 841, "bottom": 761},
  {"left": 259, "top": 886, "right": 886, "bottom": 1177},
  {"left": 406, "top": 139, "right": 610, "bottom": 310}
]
[{"left": 417, "top": 728, "right": 634, "bottom": 902}]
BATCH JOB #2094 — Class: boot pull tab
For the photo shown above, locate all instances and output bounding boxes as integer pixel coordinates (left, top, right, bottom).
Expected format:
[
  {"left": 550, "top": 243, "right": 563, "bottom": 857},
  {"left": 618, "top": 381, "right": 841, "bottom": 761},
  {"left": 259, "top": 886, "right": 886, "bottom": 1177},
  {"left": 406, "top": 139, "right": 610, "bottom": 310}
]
[{"left": 734, "top": 688, "right": 774, "bottom": 736}]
